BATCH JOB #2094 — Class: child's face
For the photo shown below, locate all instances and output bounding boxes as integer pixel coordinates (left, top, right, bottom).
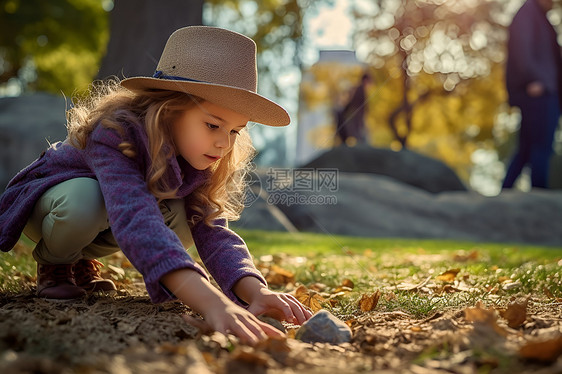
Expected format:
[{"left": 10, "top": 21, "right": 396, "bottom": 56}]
[{"left": 171, "top": 101, "right": 249, "bottom": 170}]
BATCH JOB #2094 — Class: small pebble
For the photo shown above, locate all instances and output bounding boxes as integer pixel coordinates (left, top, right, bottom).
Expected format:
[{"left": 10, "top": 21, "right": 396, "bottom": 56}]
[
  {"left": 295, "top": 310, "right": 352, "bottom": 344},
  {"left": 257, "top": 315, "right": 286, "bottom": 333}
]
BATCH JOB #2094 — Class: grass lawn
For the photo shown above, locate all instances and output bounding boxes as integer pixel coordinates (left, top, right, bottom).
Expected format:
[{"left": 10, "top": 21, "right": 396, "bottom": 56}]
[
  {"left": 1, "top": 230, "right": 561, "bottom": 373},
  {"left": 239, "top": 229, "right": 562, "bottom": 318},
  {"left": 3, "top": 229, "right": 560, "bottom": 317}
]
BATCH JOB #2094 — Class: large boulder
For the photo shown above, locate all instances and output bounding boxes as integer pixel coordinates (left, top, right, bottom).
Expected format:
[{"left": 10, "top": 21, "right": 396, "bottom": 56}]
[
  {"left": 0, "top": 93, "right": 68, "bottom": 190},
  {"left": 236, "top": 171, "right": 562, "bottom": 247},
  {"left": 302, "top": 145, "right": 466, "bottom": 193}
]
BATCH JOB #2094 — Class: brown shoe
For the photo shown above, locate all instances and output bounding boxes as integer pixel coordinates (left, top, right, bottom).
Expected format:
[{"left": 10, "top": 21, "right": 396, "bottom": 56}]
[
  {"left": 36, "top": 263, "right": 87, "bottom": 300},
  {"left": 74, "top": 259, "right": 117, "bottom": 292}
]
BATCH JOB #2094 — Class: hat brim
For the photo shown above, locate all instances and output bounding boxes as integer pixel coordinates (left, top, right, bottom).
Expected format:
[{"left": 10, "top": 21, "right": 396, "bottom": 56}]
[{"left": 121, "top": 77, "right": 290, "bottom": 127}]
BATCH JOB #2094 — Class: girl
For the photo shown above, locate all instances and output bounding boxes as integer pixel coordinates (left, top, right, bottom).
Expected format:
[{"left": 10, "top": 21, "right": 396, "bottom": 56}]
[{"left": 0, "top": 26, "right": 312, "bottom": 344}]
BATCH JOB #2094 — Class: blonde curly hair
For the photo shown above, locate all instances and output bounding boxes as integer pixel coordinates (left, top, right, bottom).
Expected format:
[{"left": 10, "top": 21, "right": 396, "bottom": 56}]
[{"left": 66, "top": 79, "right": 256, "bottom": 226}]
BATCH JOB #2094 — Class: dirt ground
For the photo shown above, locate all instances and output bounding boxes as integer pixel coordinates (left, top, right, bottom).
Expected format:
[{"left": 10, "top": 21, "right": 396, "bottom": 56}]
[{"left": 0, "top": 281, "right": 561, "bottom": 374}]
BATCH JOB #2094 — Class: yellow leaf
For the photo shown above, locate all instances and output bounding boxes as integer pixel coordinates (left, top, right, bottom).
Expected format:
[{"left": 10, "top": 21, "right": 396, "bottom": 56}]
[
  {"left": 265, "top": 265, "right": 295, "bottom": 287},
  {"left": 293, "top": 285, "right": 325, "bottom": 312},
  {"left": 436, "top": 268, "right": 460, "bottom": 282}
]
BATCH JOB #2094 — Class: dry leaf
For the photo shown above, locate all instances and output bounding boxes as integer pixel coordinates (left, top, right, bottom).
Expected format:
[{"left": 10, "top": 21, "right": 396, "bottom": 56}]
[
  {"left": 436, "top": 268, "right": 460, "bottom": 282},
  {"left": 453, "top": 250, "right": 479, "bottom": 262},
  {"left": 265, "top": 265, "right": 295, "bottom": 287},
  {"left": 499, "top": 297, "right": 528, "bottom": 328},
  {"left": 464, "top": 301, "right": 507, "bottom": 337},
  {"left": 231, "top": 346, "right": 272, "bottom": 367},
  {"left": 120, "top": 259, "right": 133, "bottom": 269},
  {"left": 440, "top": 284, "right": 461, "bottom": 293},
  {"left": 397, "top": 276, "right": 432, "bottom": 291},
  {"left": 519, "top": 335, "right": 562, "bottom": 363},
  {"left": 107, "top": 264, "right": 125, "bottom": 278},
  {"left": 256, "top": 336, "right": 291, "bottom": 354},
  {"left": 345, "top": 318, "right": 357, "bottom": 328},
  {"left": 341, "top": 278, "right": 354, "bottom": 289},
  {"left": 358, "top": 290, "right": 381, "bottom": 312},
  {"left": 293, "top": 285, "right": 325, "bottom": 312}
]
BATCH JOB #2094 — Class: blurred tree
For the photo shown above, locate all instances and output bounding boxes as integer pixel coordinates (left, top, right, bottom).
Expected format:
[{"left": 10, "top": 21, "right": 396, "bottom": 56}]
[
  {"left": 97, "top": 0, "right": 203, "bottom": 80},
  {"left": 0, "top": 0, "right": 108, "bottom": 95},
  {"left": 346, "top": 0, "right": 535, "bottom": 185},
  {"left": 353, "top": 0, "right": 510, "bottom": 148}
]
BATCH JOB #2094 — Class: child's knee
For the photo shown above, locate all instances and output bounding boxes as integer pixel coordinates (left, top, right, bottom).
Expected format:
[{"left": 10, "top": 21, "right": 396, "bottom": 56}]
[{"left": 49, "top": 178, "right": 108, "bottom": 231}]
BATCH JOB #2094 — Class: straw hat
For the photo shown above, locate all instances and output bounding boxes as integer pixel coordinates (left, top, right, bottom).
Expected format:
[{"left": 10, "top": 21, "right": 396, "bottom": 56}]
[{"left": 121, "top": 26, "right": 290, "bottom": 127}]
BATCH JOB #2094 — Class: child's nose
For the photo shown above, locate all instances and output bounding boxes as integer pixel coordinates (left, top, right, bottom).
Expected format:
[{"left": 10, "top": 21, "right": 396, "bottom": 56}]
[{"left": 214, "top": 129, "right": 231, "bottom": 149}]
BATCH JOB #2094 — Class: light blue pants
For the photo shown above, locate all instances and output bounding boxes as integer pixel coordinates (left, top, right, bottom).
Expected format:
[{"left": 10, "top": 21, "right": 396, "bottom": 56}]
[{"left": 23, "top": 177, "right": 194, "bottom": 265}]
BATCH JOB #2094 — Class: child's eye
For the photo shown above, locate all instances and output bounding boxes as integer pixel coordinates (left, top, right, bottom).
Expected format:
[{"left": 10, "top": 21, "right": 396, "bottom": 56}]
[
  {"left": 206, "top": 123, "right": 219, "bottom": 130},
  {"left": 230, "top": 130, "right": 240, "bottom": 135}
]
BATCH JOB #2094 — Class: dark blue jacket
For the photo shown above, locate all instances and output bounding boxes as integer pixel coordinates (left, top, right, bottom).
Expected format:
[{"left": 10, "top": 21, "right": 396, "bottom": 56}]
[{"left": 505, "top": 0, "right": 562, "bottom": 106}]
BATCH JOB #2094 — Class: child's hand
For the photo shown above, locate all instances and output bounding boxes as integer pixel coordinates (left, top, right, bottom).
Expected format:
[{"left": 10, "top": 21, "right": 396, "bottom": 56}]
[
  {"left": 246, "top": 287, "right": 313, "bottom": 325},
  {"left": 162, "top": 268, "right": 285, "bottom": 345},
  {"left": 234, "top": 276, "right": 312, "bottom": 325},
  {"left": 183, "top": 302, "right": 285, "bottom": 345}
]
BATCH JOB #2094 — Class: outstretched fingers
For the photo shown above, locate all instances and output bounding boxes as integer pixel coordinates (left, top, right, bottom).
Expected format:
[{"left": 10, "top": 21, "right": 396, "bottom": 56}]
[{"left": 282, "top": 294, "right": 313, "bottom": 324}]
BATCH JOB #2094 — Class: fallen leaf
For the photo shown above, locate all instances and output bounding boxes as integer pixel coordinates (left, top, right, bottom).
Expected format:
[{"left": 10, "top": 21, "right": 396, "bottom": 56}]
[
  {"left": 440, "top": 284, "right": 461, "bottom": 293},
  {"left": 120, "top": 259, "right": 133, "bottom": 269},
  {"left": 436, "top": 268, "right": 460, "bottom": 282},
  {"left": 502, "top": 280, "right": 521, "bottom": 290},
  {"left": 256, "top": 336, "right": 291, "bottom": 354},
  {"left": 453, "top": 250, "right": 479, "bottom": 262},
  {"left": 341, "top": 278, "right": 354, "bottom": 289},
  {"left": 358, "top": 290, "right": 381, "bottom": 312},
  {"left": 308, "top": 283, "right": 327, "bottom": 292},
  {"left": 397, "top": 276, "right": 432, "bottom": 291},
  {"left": 107, "top": 264, "right": 125, "bottom": 278},
  {"left": 499, "top": 297, "right": 528, "bottom": 328},
  {"left": 293, "top": 285, "right": 325, "bottom": 312},
  {"left": 345, "top": 318, "right": 357, "bottom": 328},
  {"left": 265, "top": 265, "right": 295, "bottom": 287},
  {"left": 464, "top": 301, "right": 507, "bottom": 337},
  {"left": 519, "top": 335, "right": 562, "bottom": 363},
  {"left": 230, "top": 346, "right": 272, "bottom": 367}
]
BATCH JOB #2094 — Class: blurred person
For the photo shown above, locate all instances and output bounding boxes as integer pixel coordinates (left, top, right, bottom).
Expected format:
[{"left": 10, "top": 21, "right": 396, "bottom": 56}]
[
  {"left": 503, "top": 0, "right": 562, "bottom": 189},
  {"left": 334, "top": 72, "right": 372, "bottom": 146}
]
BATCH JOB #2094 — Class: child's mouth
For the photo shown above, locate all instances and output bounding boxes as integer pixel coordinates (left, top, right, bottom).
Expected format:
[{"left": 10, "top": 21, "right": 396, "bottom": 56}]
[{"left": 205, "top": 155, "right": 220, "bottom": 161}]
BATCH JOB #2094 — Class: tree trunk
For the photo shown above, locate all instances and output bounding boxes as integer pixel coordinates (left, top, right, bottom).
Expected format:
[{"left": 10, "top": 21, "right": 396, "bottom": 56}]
[{"left": 96, "top": 0, "right": 204, "bottom": 80}]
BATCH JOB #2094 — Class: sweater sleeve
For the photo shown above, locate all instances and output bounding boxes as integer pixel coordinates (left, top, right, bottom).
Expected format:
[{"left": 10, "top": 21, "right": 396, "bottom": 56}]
[
  {"left": 190, "top": 214, "right": 267, "bottom": 306},
  {"left": 83, "top": 125, "right": 209, "bottom": 303}
]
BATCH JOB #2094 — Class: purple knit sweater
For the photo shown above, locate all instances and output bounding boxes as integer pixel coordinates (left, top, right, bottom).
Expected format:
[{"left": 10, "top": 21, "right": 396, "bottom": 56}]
[{"left": 0, "top": 121, "right": 266, "bottom": 304}]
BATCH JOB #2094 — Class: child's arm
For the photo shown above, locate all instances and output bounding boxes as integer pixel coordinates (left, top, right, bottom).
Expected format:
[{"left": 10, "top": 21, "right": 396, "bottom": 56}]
[
  {"left": 161, "top": 268, "right": 285, "bottom": 345},
  {"left": 233, "top": 276, "right": 312, "bottom": 324}
]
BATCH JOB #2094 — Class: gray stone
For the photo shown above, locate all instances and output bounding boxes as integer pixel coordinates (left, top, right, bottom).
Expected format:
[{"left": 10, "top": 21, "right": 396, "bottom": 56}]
[
  {"left": 0, "top": 93, "right": 68, "bottom": 190},
  {"left": 238, "top": 171, "right": 562, "bottom": 247},
  {"left": 302, "top": 145, "right": 466, "bottom": 193},
  {"left": 295, "top": 310, "right": 352, "bottom": 344},
  {"left": 257, "top": 315, "right": 286, "bottom": 333}
]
